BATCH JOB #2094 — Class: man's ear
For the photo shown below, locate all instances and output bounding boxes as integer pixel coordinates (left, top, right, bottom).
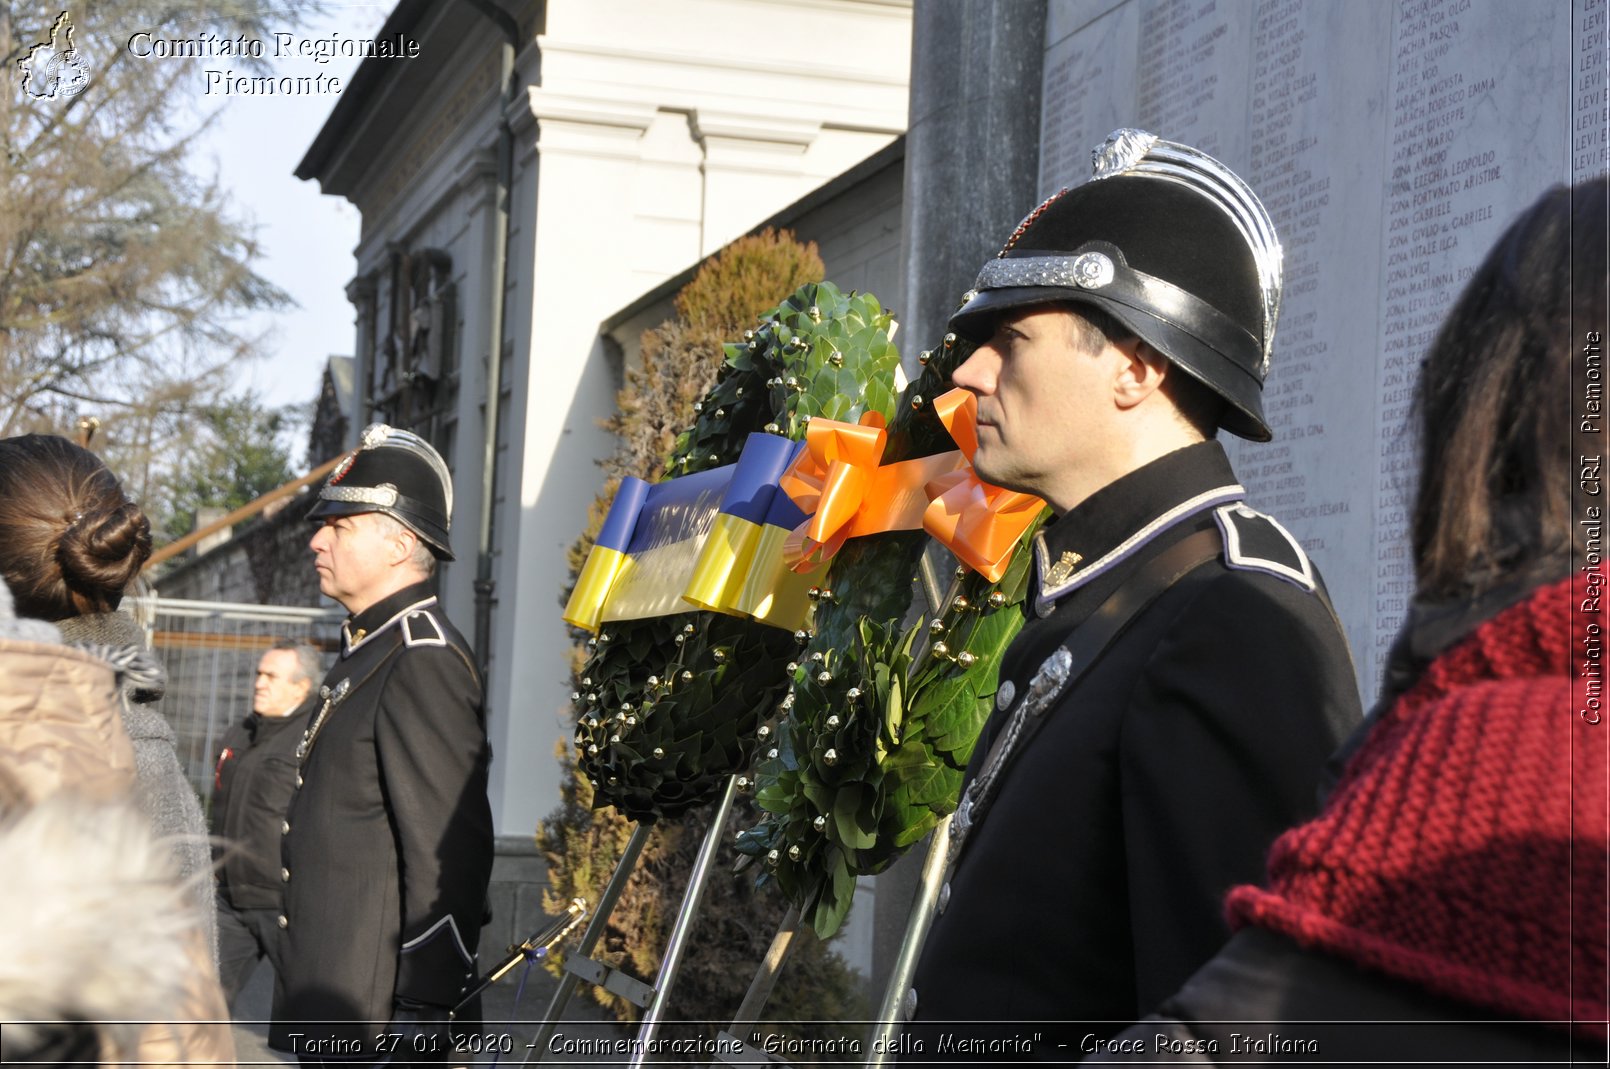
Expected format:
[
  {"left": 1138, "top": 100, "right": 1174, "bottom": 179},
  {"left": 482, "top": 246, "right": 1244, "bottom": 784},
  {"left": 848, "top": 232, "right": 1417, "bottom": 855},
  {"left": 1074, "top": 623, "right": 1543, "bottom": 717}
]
[
  {"left": 1112, "top": 339, "right": 1170, "bottom": 410},
  {"left": 388, "top": 525, "right": 418, "bottom": 568}
]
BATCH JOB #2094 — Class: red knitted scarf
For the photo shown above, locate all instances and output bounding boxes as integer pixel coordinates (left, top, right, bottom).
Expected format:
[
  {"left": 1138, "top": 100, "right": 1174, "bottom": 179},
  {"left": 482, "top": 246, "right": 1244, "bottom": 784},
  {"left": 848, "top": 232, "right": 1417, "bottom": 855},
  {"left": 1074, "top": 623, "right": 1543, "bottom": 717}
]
[{"left": 1226, "top": 575, "right": 1608, "bottom": 1039}]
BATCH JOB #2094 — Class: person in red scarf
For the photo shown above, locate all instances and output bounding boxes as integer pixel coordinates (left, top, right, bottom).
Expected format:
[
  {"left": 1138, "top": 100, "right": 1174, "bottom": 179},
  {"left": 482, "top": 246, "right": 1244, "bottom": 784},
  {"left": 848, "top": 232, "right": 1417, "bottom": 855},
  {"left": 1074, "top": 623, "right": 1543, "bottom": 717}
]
[{"left": 1088, "top": 178, "right": 1609, "bottom": 1062}]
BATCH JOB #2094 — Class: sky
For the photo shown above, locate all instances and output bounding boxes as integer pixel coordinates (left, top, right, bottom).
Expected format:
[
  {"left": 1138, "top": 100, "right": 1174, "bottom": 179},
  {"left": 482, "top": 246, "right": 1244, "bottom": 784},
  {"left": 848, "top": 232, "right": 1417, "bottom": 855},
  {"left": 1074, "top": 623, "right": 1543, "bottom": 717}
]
[{"left": 184, "top": 2, "right": 392, "bottom": 417}]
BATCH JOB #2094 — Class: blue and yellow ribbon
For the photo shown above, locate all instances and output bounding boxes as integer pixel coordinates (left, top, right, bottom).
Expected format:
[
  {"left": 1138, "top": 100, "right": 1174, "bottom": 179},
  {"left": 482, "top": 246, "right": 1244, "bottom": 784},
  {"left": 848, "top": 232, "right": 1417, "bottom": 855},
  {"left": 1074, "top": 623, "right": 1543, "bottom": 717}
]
[
  {"left": 563, "top": 477, "right": 651, "bottom": 633},
  {"left": 562, "top": 393, "right": 1042, "bottom": 635},
  {"left": 684, "top": 434, "right": 823, "bottom": 628},
  {"left": 562, "top": 466, "right": 729, "bottom": 632},
  {"left": 731, "top": 469, "right": 827, "bottom": 628},
  {"left": 563, "top": 434, "right": 828, "bottom": 634}
]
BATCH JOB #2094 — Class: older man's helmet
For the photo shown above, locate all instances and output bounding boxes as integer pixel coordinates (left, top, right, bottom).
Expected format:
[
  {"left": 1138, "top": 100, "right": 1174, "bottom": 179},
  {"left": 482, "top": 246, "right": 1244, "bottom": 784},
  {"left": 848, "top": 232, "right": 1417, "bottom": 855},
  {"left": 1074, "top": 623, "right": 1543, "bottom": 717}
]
[
  {"left": 306, "top": 424, "right": 455, "bottom": 560},
  {"left": 949, "top": 128, "right": 1284, "bottom": 441}
]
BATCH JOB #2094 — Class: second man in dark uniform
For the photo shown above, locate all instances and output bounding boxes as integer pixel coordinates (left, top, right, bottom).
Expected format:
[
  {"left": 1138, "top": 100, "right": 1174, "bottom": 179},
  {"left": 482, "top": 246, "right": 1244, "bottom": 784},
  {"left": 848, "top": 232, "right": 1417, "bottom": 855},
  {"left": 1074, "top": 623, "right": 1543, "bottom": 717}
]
[{"left": 270, "top": 425, "right": 493, "bottom": 1067}]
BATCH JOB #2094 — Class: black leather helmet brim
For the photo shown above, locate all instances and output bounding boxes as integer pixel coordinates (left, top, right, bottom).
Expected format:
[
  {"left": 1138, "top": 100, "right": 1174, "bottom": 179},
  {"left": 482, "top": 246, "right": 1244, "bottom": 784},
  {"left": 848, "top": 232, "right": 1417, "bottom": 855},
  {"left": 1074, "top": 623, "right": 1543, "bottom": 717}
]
[
  {"left": 305, "top": 496, "right": 456, "bottom": 562},
  {"left": 946, "top": 143, "right": 1281, "bottom": 443},
  {"left": 948, "top": 284, "right": 1271, "bottom": 442}
]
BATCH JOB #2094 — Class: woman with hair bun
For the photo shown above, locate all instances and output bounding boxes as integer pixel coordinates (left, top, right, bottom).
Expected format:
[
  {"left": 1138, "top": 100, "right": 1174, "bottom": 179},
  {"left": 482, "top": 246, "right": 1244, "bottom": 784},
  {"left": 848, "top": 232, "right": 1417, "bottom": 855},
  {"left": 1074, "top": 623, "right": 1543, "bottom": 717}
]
[
  {"left": 0, "top": 514, "right": 233, "bottom": 1066},
  {"left": 0, "top": 434, "right": 217, "bottom": 953}
]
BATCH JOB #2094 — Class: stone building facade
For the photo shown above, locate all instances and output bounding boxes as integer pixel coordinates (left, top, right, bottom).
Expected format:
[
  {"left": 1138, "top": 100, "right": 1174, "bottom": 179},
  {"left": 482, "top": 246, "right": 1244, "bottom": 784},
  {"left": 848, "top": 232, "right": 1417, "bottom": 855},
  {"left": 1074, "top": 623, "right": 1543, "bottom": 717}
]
[{"left": 292, "top": 0, "right": 912, "bottom": 846}]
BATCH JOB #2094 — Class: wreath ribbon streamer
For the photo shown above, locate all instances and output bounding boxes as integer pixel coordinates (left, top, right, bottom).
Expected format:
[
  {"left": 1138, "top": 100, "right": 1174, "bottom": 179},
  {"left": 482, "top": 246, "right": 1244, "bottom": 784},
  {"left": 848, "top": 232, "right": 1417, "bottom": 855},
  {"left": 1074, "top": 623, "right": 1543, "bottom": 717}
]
[
  {"left": 563, "top": 435, "right": 825, "bottom": 633},
  {"left": 562, "top": 394, "right": 1044, "bottom": 633},
  {"left": 922, "top": 388, "right": 1046, "bottom": 582},
  {"left": 563, "top": 476, "right": 652, "bottom": 633},
  {"left": 684, "top": 434, "right": 822, "bottom": 628}
]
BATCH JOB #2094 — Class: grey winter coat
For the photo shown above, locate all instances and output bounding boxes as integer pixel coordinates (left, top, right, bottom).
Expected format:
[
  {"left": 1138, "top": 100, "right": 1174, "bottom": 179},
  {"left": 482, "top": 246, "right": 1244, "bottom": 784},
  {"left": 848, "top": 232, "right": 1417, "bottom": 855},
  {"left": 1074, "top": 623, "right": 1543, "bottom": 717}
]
[{"left": 56, "top": 611, "right": 218, "bottom": 960}]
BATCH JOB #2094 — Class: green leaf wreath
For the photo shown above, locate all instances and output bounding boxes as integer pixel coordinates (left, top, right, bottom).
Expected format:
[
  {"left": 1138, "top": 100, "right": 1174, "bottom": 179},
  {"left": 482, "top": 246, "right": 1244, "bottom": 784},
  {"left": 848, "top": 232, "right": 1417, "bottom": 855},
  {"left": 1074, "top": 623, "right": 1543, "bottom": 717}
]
[
  {"left": 570, "top": 286, "right": 1050, "bottom": 941},
  {"left": 733, "top": 334, "right": 1052, "bottom": 939},
  {"left": 572, "top": 282, "right": 904, "bottom": 822}
]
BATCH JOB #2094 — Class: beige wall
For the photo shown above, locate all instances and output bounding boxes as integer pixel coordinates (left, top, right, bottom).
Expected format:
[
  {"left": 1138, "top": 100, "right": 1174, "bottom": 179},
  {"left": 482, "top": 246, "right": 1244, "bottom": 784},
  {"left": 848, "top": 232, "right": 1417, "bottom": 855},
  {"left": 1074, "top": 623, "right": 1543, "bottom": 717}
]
[{"left": 496, "top": 0, "right": 911, "bottom": 838}]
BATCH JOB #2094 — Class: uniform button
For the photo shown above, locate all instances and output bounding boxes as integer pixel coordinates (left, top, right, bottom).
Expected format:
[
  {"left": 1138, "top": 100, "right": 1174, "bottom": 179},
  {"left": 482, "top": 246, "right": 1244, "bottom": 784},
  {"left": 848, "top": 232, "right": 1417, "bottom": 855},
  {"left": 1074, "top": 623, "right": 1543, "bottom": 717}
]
[
  {"left": 996, "top": 680, "right": 1016, "bottom": 710},
  {"left": 902, "top": 987, "right": 918, "bottom": 1021},
  {"left": 281, "top": 820, "right": 290, "bottom": 835},
  {"left": 277, "top": 915, "right": 289, "bottom": 929},
  {"left": 280, "top": 868, "right": 291, "bottom": 883},
  {"left": 295, "top": 775, "right": 303, "bottom": 788},
  {"left": 936, "top": 882, "right": 951, "bottom": 915}
]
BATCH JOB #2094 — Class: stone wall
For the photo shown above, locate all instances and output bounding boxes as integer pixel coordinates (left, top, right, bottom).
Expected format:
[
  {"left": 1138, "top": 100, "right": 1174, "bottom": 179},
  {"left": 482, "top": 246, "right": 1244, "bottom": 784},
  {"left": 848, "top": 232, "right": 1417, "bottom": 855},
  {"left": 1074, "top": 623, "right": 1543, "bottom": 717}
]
[
  {"left": 1036, "top": 0, "right": 1605, "bottom": 695},
  {"left": 155, "top": 496, "right": 326, "bottom": 607}
]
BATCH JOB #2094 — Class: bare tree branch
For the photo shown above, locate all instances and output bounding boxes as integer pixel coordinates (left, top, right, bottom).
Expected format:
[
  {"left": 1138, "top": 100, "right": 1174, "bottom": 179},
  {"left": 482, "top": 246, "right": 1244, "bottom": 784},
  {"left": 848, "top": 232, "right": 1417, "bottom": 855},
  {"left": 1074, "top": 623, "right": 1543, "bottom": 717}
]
[{"left": 1, "top": 0, "right": 318, "bottom": 495}]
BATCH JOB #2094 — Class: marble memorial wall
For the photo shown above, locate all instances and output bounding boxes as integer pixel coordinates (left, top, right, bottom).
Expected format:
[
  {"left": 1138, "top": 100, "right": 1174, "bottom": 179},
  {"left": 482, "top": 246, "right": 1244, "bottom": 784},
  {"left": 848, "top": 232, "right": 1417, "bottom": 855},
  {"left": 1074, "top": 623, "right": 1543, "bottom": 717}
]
[
  {"left": 1040, "top": 0, "right": 1605, "bottom": 694},
  {"left": 1579, "top": 0, "right": 1610, "bottom": 181}
]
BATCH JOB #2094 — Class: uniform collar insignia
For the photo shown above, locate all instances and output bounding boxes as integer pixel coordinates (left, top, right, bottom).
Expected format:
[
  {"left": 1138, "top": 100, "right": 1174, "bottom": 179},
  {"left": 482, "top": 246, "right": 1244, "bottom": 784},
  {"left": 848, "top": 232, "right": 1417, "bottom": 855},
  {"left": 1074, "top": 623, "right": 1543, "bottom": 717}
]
[
  {"left": 1030, "top": 443, "right": 1247, "bottom": 612},
  {"left": 343, "top": 591, "right": 439, "bottom": 655},
  {"left": 1044, "top": 551, "right": 1083, "bottom": 587},
  {"left": 1036, "top": 487, "right": 1241, "bottom": 607}
]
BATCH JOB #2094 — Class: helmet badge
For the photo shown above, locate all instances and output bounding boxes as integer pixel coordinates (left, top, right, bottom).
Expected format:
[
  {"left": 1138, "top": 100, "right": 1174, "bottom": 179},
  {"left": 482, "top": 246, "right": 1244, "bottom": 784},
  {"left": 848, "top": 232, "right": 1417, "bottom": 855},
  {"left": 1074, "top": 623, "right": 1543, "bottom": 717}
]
[
  {"left": 1071, "top": 251, "right": 1114, "bottom": 289},
  {"left": 328, "top": 452, "right": 357, "bottom": 485}
]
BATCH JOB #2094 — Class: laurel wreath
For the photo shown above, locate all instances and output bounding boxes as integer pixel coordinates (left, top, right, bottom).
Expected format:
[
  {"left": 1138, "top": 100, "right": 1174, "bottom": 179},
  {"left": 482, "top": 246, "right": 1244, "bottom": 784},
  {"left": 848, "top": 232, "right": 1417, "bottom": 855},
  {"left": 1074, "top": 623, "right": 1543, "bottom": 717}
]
[
  {"left": 571, "top": 282, "right": 903, "bottom": 822},
  {"left": 570, "top": 284, "right": 1048, "bottom": 941},
  {"left": 731, "top": 334, "right": 1048, "bottom": 938}
]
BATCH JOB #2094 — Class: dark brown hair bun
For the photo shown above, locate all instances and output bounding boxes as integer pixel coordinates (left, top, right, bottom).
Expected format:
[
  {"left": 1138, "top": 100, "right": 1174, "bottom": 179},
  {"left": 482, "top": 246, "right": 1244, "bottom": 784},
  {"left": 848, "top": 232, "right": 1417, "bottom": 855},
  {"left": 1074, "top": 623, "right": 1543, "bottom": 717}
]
[
  {"left": 57, "top": 501, "right": 153, "bottom": 605},
  {"left": 0, "top": 435, "right": 153, "bottom": 620}
]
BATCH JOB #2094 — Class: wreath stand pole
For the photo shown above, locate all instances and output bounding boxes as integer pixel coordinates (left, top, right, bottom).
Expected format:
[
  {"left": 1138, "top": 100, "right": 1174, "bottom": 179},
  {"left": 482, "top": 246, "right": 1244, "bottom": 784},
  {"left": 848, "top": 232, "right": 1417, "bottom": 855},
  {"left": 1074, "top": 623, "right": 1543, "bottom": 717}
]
[
  {"left": 700, "top": 548, "right": 965, "bottom": 1067},
  {"left": 523, "top": 822, "right": 652, "bottom": 1063},
  {"left": 865, "top": 813, "right": 953, "bottom": 1066},
  {"left": 731, "top": 903, "right": 804, "bottom": 1031},
  {"left": 865, "top": 547, "right": 961, "bottom": 1065},
  {"left": 626, "top": 774, "right": 742, "bottom": 1066},
  {"left": 706, "top": 903, "right": 805, "bottom": 1064},
  {"left": 523, "top": 780, "right": 743, "bottom": 1066}
]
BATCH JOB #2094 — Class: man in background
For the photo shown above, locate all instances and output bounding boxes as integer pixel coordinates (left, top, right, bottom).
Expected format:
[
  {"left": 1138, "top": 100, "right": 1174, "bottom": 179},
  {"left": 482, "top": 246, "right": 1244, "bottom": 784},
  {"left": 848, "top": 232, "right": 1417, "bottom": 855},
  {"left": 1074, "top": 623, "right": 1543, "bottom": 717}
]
[{"left": 212, "top": 640, "right": 322, "bottom": 1008}]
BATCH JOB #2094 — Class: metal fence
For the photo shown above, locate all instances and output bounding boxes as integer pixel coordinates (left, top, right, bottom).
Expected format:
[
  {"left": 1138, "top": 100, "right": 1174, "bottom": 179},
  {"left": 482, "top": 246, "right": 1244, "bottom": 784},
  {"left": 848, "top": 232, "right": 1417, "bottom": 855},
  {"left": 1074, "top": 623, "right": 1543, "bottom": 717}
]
[{"left": 127, "top": 596, "right": 345, "bottom": 807}]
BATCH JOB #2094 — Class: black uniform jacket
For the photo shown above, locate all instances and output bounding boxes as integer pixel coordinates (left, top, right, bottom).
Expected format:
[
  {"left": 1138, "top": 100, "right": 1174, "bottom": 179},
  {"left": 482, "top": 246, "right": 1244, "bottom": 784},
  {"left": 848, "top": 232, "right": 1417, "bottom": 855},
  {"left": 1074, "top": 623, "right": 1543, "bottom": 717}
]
[
  {"left": 212, "top": 694, "right": 317, "bottom": 910},
  {"left": 905, "top": 443, "right": 1362, "bottom": 1053},
  {"left": 269, "top": 584, "right": 494, "bottom": 1054}
]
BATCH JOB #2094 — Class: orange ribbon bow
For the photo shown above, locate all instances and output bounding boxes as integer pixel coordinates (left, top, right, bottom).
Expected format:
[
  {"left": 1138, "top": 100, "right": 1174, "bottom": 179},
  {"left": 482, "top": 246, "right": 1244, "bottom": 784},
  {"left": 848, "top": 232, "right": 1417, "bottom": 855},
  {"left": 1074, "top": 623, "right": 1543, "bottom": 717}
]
[
  {"left": 922, "top": 389, "right": 1047, "bottom": 582},
  {"left": 778, "top": 411, "right": 964, "bottom": 571}
]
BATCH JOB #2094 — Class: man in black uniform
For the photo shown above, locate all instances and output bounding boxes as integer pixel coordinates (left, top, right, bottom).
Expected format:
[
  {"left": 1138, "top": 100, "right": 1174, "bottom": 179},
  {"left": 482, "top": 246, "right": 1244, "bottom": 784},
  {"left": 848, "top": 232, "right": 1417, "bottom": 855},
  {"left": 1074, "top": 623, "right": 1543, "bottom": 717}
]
[
  {"left": 270, "top": 424, "right": 493, "bottom": 1066},
  {"left": 212, "top": 640, "right": 322, "bottom": 1007},
  {"left": 903, "top": 130, "right": 1363, "bottom": 1052}
]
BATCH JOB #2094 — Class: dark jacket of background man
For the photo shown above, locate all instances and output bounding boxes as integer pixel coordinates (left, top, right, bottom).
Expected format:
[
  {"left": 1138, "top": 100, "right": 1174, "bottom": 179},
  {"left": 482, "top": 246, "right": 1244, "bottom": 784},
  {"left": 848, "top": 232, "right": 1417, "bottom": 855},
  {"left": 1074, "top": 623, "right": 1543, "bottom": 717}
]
[{"left": 213, "top": 693, "right": 317, "bottom": 908}]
